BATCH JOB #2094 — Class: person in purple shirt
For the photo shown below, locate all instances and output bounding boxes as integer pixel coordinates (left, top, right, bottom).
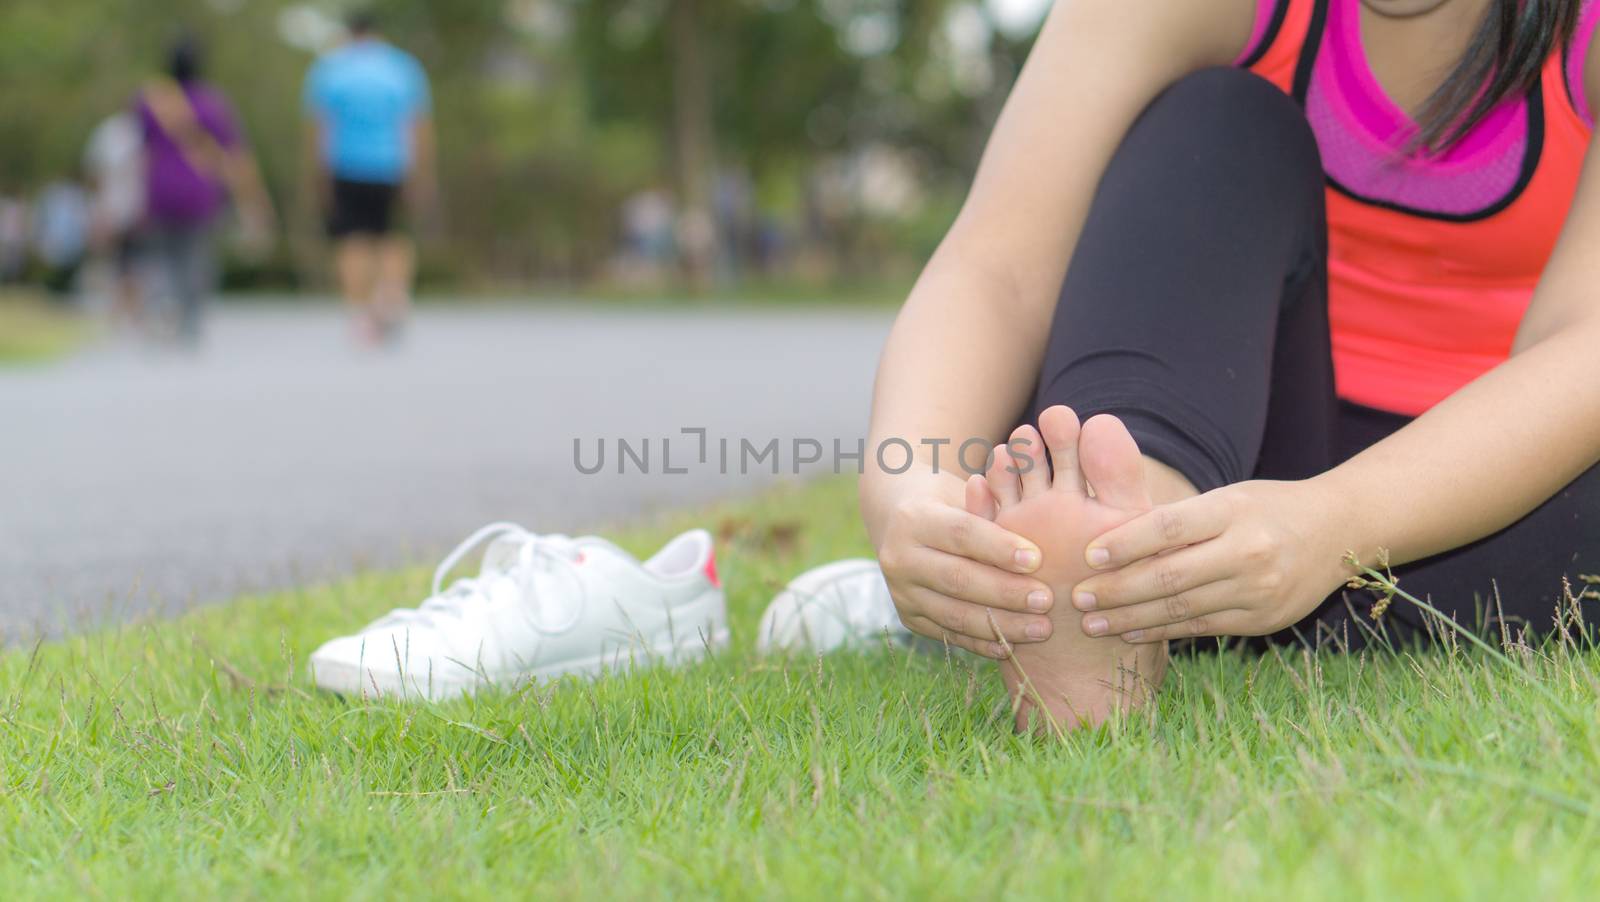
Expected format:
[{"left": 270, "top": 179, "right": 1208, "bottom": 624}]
[{"left": 137, "top": 34, "right": 274, "bottom": 343}]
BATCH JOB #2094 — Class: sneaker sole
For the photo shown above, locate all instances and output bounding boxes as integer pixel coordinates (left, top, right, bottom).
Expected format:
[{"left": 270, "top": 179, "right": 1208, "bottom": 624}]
[{"left": 311, "top": 625, "right": 731, "bottom": 702}]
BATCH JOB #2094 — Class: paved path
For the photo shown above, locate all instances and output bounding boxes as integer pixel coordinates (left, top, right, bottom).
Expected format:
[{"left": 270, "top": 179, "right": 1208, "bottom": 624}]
[{"left": 0, "top": 301, "right": 893, "bottom": 640}]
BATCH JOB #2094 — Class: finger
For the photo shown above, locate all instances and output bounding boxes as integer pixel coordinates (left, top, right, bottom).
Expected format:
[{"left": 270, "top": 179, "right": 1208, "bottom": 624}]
[
  {"left": 1119, "top": 609, "right": 1256, "bottom": 644},
  {"left": 987, "top": 445, "right": 1021, "bottom": 507},
  {"left": 908, "top": 500, "right": 1042, "bottom": 576},
  {"left": 1079, "top": 414, "right": 1151, "bottom": 510},
  {"left": 1037, "top": 405, "right": 1084, "bottom": 495},
  {"left": 904, "top": 545, "right": 1053, "bottom": 614},
  {"left": 1077, "top": 581, "right": 1239, "bottom": 637},
  {"left": 908, "top": 617, "right": 1004, "bottom": 658},
  {"left": 1073, "top": 543, "right": 1231, "bottom": 611},
  {"left": 901, "top": 588, "right": 1050, "bottom": 647},
  {"left": 1085, "top": 494, "right": 1230, "bottom": 570},
  {"left": 1009, "top": 425, "right": 1049, "bottom": 498},
  {"left": 964, "top": 473, "right": 998, "bottom": 522}
]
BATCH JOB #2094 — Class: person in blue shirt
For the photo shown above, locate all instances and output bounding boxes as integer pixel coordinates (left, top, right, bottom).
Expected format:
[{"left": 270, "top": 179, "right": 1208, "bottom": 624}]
[{"left": 303, "top": 11, "right": 435, "bottom": 344}]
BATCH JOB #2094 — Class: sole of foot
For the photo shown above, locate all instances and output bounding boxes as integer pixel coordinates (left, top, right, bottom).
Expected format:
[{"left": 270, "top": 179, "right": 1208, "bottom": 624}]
[{"left": 974, "top": 407, "right": 1168, "bottom": 734}]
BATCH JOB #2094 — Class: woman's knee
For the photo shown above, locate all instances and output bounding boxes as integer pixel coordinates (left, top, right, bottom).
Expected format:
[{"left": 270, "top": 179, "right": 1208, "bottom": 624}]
[{"left": 1117, "top": 67, "right": 1322, "bottom": 202}]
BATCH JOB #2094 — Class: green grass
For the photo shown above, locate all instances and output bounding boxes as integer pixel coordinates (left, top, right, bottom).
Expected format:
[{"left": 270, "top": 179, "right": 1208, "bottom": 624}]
[
  {"left": 5, "top": 477, "right": 1600, "bottom": 898},
  {"left": 0, "top": 289, "right": 87, "bottom": 364}
]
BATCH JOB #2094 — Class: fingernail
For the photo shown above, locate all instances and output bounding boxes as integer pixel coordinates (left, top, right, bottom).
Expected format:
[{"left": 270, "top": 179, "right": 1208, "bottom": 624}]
[
  {"left": 1086, "top": 546, "right": 1111, "bottom": 568},
  {"left": 1083, "top": 616, "right": 1108, "bottom": 636},
  {"left": 1072, "top": 591, "right": 1096, "bottom": 611},
  {"left": 1026, "top": 590, "right": 1052, "bottom": 612},
  {"left": 1026, "top": 621, "right": 1050, "bottom": 640},
  {"left": 1124, "top": 630, "right": 1144, "bottom": 642},
  {"left": 1014, "top": 548, "right": 1040, "bottom": 571}
]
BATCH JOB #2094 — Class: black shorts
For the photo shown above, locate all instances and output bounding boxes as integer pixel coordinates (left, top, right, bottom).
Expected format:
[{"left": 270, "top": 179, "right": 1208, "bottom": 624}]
[{"left": 326, "top": 178, "right": 401, "bottom": 238}]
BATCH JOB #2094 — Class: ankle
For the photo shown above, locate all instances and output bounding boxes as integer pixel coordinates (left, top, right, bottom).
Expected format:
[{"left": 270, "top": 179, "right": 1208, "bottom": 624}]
[
  {"left": 1007, "top": 639, "right": 1167, "bottom": 733},
  {"left": 1142, "top": 457, "right": 1199, "bottom": 505}
]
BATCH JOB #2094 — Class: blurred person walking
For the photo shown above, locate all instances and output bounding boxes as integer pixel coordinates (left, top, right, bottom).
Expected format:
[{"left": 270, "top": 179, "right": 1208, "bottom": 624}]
[
  {"left": 302, "top": 12, "right": 435, "bottom": 345},
  {"left": 84, "top": 111, "right": 146, "bottom": 327},
  {"left": 30, "top": 179, "right": 90, "bottom": 295},
  {"left": 0, "top": 195, "right": 26, "bottom": 283},
  {"left": 137, "top": 33, "right": 275, "bottom": 344}
]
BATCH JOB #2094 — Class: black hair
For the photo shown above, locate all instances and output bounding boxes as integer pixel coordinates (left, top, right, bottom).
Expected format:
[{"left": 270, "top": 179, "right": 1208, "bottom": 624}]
[
  {"left": 346, "top": 10, "right": 377, "bottom": 35},
  {"left": 1417, "top": 0, "right": 1580, "bottom": 153},
  {"left": 167, "top": 32, "right": 203, "bottom": 83}
]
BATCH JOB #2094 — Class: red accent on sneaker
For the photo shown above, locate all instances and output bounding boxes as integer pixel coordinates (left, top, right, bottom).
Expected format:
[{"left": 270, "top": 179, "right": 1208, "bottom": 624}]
[{"left": 703, "top": 548, "right": 721, "bottom": 588}]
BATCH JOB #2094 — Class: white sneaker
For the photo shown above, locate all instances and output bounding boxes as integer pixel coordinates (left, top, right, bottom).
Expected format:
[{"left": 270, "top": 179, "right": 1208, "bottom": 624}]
[
  {"left": 755, "top": 558, "right": 913, "bottom": 654},
  {"left": 309, "top": 522, "right": 728, "bottom": 700}
]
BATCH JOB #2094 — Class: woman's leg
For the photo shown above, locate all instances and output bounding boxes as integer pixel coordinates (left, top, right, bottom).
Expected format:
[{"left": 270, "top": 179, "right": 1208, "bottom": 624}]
[
  {"left": 174, "top": 224, "right": 216, "bottom": 343},
  {"left": 1031, "top": 67, "right": 1335, "bottom": 494},
  {"left": 999, "top": 68, "right": 1337, "bottom": 725},
  {"left": 146, "top": 225, "right": 182, "bottom": 338}
]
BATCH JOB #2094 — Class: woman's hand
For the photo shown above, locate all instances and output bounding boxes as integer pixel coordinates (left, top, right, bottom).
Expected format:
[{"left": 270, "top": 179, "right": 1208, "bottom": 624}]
[
  {"left": 868, "top": 473, "right": 1058, "bottom": 660},
  {"left": 1068, "top": 478, "right": 1352, "bottom": 642}
]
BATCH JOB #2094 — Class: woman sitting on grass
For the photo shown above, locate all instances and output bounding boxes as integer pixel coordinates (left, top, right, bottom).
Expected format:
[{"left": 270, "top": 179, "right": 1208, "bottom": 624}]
[{"left": 861, "top": 0, "right": 1600, "bottom": 731}]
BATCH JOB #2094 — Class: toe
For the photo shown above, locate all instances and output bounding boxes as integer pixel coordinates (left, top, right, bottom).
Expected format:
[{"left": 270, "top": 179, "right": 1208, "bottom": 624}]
[
  {"left": 965, "top": 473, "right": 998, "bottom": 521},
  {"left": 1009, "top": 425, "right": 1050, "bottom": 498},
  {"left": 1037, "top": 406, "right": 1084, "bottom": 495},
  {"left": 1079, "top": 414, "right": 1152, "bottom": 510},
  {"left": 986, "top": 445, "right": 1022, "bottom": 507}
]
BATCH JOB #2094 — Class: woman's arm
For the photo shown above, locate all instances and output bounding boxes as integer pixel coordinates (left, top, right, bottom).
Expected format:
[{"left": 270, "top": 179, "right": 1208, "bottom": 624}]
[
  {"left": 1323, "top": 139, "right": 1600, "bottom": 564},
  {"left": 1069, "top": 128, "right": 1600, "bottom": 643},
  {"left": 863, "top": 0, "right": 1255, "bottom": 657},
  {"left": 223, "top": 150, "right": 277, "bottom": 234}
]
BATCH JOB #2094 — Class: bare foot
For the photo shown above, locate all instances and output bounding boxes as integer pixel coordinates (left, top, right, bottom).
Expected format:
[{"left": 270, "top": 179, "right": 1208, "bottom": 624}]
[{"left": 972, "top": 407, "right": 1169, "bottom": 733}]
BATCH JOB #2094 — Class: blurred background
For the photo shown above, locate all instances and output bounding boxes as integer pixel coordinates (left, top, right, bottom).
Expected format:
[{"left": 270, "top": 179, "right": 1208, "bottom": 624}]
[
  {"left": 0, "top": 0, "right": 1048, "bottom": 300},
  {"left": 0, "top": 0, "right": 1051, "bottom": 639}
]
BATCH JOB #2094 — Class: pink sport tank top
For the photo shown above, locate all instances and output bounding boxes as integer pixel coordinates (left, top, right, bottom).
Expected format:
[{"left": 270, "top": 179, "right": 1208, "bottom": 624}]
[{"left": 1237, "top": 0, "right": 1599, "bottom": 415}]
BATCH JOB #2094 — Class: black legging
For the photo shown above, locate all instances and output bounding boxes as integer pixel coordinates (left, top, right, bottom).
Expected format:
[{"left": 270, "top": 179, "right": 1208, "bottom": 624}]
[{"left": 1031, "top": 67, "right": 1600, "bottom": 647}]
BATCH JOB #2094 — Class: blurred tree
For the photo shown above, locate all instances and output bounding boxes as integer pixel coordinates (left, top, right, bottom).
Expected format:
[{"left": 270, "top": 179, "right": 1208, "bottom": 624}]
[{"left": 0, "top": 0, "right": 1042, "bottom": 290}]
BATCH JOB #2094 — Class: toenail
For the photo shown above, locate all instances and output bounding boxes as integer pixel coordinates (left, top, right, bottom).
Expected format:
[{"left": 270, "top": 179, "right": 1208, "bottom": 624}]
[
  {"left": 1083, "top": 616, "right": 1108, "bottom": 636},
  {"left": 1026, "top": 590, "right": 1052, "bottom": 612},
  {"left": 1073, "top": 591, "right": 1096, "bottom": 611},
  {"left": 1086, "top": 547, "right": 1111, "bottom": 568},
  {"left": 1026, "top": 621, "right": 1050, "bottom": 640},
  {"left": 1014, "top": 548, "right": 1041, "bottom": 571}
]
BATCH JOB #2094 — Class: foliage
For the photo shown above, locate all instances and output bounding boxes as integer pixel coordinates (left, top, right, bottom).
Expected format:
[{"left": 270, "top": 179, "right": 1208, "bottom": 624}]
[{"left": 0, "top": 0, "right": 1042, "bottom": 287}]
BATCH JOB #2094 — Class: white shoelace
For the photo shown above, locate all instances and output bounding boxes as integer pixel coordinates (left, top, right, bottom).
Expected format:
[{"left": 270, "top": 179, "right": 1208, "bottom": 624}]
[{"left": 375, "top": 522, "right": 586, "bottom": 634}]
